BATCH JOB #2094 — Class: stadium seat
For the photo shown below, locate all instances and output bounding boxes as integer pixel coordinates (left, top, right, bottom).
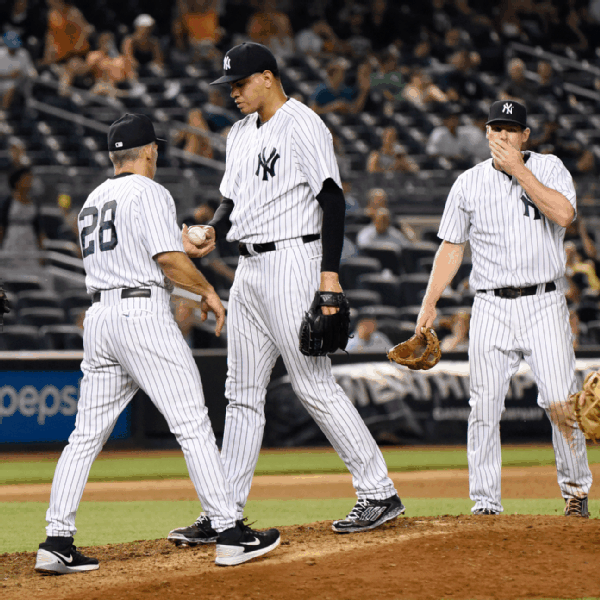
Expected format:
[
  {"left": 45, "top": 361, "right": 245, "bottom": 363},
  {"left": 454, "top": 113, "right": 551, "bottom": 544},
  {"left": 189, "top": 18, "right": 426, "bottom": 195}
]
[
  {"left": 397, "top": 305, "right": 422, "bottom": 323},
  {"left": 16, "top": 290, "right": 61, "bottom": 312},
  {"left": 60, "top": 290, "right": 92, "bottom": 314},
  {"left": 2, "top": 275, "right": 43, "bottom": 294},
  {"left": 360, "top": 245, "right": 403, "bottom": 275},
  {"left": 377, "top": 319, "right": 416, "bottom": 343},
  {"left": 39, "top": 325, "right": 84, "bottom": 350},
  {"left": 399, "top": 242, "right": 438, "bottom": 274},
  {"left": 398, "top": 274, "right": 430, "bottom": 307},
  {"left": 42, "top": 239, "right": 81, "bottom": 259},
  {"left": 358, "top": 305, "right": 403, "bottom": 320},
  {"left": 39, "top": 207, "right": 68, "bottom": 240},
  {"left": 0, "top": 325, "right": 43, "bottom": 350},
  {"left": 19, "top": 307, "right": 66, "bottom": 328},
  {"left": 357, "top": 273, "right": 402, "bottom": 307},
  {"left": 339, "top": 257, "right": 382, "bottom": 290},
  {"left": 344, "top": 289, "right": 382, "bottom": 309},
  {"left": 586, "top": 320, "right": 600, "bottom": 345}
]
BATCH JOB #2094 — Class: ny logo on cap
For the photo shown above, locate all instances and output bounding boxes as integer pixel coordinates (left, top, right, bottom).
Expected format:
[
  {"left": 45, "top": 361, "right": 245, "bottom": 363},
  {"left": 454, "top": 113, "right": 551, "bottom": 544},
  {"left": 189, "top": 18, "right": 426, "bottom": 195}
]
[
  {"left": 502, "top": 102, "right": 513, "bottom": 115},
  {"left": 224, "top": 56, "right": 231, "bottom": 70},
  {"left": 115, "top": 141, "right": 123, "bottom": 148}
]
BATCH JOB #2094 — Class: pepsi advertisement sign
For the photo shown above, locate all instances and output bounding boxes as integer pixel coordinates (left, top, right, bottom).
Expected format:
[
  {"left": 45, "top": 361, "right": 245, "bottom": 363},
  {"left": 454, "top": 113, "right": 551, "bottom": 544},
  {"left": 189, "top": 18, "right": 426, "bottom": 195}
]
[{"left": 0, "top": 371, "right": 130, "bottom": 443}]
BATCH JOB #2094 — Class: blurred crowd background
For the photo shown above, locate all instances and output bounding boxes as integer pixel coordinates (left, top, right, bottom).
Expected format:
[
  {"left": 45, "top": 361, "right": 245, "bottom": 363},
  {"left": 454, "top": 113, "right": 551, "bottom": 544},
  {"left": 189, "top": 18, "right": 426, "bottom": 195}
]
[{"left": 2, "top": 0, "right": 600, "bottom": 352}]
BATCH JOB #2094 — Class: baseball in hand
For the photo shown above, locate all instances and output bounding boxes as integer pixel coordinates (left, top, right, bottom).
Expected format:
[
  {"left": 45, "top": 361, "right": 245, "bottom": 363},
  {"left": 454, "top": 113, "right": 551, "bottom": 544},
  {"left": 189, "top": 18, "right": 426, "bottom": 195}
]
[{"left": 188, "top": 226, "right": 208, "bottom": 245}]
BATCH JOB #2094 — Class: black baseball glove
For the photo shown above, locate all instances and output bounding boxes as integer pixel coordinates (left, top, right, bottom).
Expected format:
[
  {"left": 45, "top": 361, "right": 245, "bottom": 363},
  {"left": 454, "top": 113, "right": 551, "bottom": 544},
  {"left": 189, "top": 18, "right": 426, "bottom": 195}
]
[
  {"left": 299, "top": 291, "right": 351, "bottom": 356},
  {"left": 0, "top": 288, "right": 10, "bottom": 315}
]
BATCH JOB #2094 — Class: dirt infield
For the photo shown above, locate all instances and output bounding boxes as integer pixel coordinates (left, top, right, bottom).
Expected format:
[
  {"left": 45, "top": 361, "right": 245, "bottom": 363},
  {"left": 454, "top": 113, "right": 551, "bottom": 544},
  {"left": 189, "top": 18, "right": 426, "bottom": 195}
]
[
  {"left": 2, "top": 516, "right": 599, "bottom": 600},
  {"left": 2, "top": 465, "right": 600, "bottom": 599}
]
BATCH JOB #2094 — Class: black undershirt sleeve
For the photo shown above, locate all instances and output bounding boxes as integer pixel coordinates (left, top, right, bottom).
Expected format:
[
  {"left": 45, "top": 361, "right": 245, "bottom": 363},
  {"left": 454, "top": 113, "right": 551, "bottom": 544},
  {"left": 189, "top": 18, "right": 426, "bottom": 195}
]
[
  {"left": 208, "top": 198, "right": 234, "bottom": 240},
  {"left": 316, "top": 178, "right": 346, "bottom": 274}
]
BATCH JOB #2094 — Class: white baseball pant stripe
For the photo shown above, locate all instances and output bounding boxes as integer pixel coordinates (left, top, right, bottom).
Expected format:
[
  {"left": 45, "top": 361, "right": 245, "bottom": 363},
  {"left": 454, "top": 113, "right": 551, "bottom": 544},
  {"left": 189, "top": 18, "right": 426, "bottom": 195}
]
[
  {"left": 468, "top": 289, "right": 592, "bottom": 513},
  {"left": 221, "top": 239, "right": 396, "bottom": 518},
  {"left": 46, "top": 288, "right": 237, "bottom": 535}
]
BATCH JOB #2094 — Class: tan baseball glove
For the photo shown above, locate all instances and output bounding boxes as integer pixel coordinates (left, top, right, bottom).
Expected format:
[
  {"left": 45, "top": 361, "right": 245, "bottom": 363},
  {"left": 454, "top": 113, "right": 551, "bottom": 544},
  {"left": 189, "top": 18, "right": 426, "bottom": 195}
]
[
  {"left": 570, "top": 371, "right": 600, "bottom": 442},
  {"left": 387, "top": 327, "right": 442, "bottom": 371}
]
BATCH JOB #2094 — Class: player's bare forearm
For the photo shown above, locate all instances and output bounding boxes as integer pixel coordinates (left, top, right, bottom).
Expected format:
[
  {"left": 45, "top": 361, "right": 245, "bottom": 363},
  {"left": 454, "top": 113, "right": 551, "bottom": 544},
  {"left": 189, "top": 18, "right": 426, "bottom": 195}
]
[
  {"left": 513, "top": 164, "right": 574, "bottom": 227},
  {"left": 416, "top": 241, "right": 465, "bottom": 334},
  {"left": 156, "top": 251, "right": 216, "bottom": 297},
  {"left": 319, "top": 271, "right": 342, "bottom": 315}
]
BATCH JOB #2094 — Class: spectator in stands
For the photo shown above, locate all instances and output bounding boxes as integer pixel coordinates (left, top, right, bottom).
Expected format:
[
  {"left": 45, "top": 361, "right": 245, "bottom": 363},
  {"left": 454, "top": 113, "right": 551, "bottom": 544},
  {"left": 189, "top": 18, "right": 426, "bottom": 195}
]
[
  {"left": 441, "top": 49, "right": 490, "bottom": 107},
  {"left": 367, "top": 126, "right": 419, "bottom": 174},
  {"left": 0, "top": 167, "right": 43, "bottom": 269},
  {"left": 55, "top": 192, "right": 79, "bottom": 244},
  {"left": 172, "top": 0, "right": 223, "bottom": 67},
  {"left": 41, "top": 0, "right": 93, "bottom": 66},
  {"left": 401, "top": 67, "right": 447, "bottom": 110},
  {"left": 247, "top": 0, "right": 295, "bottom": 59},
  {"left": 295, "top": 19, "right": 343, "bottom": 56},
  {"left": 0, "top": 31, "right": 36, "bottom": 116},
  {"left": 364, "top": 187, "right": 388, "bottom": 219},
  {"left": 565, "top": 241, "right": 600, "bottom": 294},
  {"left": 362, "top": 0, "right": 402, "bottom": 52},
  {"left": 203, "top": 87, "right": 237, "bottom": 131},
  {"left": 370, "top": 46, "right": 404, "bottom": 115},
  {"left": 172, "top": 108, "right": 214, "bottom": 159},
  {"left": 121, "top": 14, "right": 164, "bottom": 77},
  {"left": 535, "top": 61, "right": 564, "bottom": 102},
  {"left": 357, "top": 207, "right": 412, "bottom": 251},
  {"left": 309, "top": 57, "right": 371, "bottom": 116},
  {"left": 345, "top": 316, "right": 392, "bottom": 353},
  {"left": 426, "top": 105, "right": 488, "bottom": 164},
  {"left": 174, "top": 297, "right": 201, "bottom": 348},
  {"left": 528, "top": 119, "right": 596, "bottom": 175},
  {"left": 498, "top": 57, "right": 535, "bottom": 105},
  {"left": 440, "top": 310, "right": 470, "bottom": 352},
  {"left": 59, "top": 32, "right": 141, "bottom": 98},
  {"left": 8, "top": 138, "right": 29, "bottom": 168}
]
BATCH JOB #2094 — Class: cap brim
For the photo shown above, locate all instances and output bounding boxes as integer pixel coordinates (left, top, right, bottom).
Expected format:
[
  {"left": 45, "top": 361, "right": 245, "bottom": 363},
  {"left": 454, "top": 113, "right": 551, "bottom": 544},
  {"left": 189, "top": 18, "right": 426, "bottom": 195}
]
[
  {"left": 209, "top": 74, "right": 247, "bottom": 86},
  {"left": 156, "top": 137, "right": 167, "bottom": 143},
  {"left": 486, "top": 118, "right": 527, "bottom": 127}
]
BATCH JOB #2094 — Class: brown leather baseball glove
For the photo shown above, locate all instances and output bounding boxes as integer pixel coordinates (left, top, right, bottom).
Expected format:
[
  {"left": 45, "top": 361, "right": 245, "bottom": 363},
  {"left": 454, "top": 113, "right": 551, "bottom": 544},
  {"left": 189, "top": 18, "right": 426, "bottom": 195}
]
[
  {"left": 570, "top": 371, "right": 600, "bottom": 442},
  {"left": 387, "top": 327, "right": 441, "bottom": 371}
]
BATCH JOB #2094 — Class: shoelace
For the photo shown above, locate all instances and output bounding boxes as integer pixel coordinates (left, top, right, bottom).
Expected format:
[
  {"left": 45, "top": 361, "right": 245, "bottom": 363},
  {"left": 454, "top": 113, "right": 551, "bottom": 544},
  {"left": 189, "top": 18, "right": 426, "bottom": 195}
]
[
  {"left": 345, "top": 499, "right": 370, "bottom": 520},
  {"left": 565, "top": 497, "right": 584, "bottom": 514},
  {"left": 194, "top": 513, "right": 211, "bottom": 527}
]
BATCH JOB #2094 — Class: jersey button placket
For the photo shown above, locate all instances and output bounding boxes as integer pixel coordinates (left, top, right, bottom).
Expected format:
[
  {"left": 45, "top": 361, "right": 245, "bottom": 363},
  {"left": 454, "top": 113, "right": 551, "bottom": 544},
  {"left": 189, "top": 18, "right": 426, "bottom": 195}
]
[{"left": 507, "top": 177, "right": 519, "bottom": 275}]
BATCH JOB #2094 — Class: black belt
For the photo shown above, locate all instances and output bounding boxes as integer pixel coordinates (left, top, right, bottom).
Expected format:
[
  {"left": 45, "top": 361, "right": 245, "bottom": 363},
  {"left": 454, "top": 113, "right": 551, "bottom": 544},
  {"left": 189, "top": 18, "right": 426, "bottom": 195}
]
[
  {"left": 92, "top": 288, "right": 152, "bottom": 303},
  {"left": 479, "top": 281, "right": 556, "bottom": 299},
  {"left": 239, "top": 234, "right": 320, "bottom": 257}
]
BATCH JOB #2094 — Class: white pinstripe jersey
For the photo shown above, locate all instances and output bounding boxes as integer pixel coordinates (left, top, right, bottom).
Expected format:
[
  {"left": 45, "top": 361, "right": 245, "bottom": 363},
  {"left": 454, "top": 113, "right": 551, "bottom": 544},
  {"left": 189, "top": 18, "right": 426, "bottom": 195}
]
[
  {"left": 438, "top": 152, "right": 576, "bottom": 290},
  {"left": 78, "top": 173, "right": 184, "bottom": 293},
  {"left": 219, "top": 97, "right": 342, "bottom": 243}
]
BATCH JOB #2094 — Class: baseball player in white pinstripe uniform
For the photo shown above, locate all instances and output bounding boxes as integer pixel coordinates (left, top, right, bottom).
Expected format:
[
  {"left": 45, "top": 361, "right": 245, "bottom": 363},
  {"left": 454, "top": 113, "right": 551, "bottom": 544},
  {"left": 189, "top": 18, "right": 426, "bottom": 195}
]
[
  {"left": 168, "top": 43, "right": 403, "bottom": 544},
  {"left": 35, "top": 114, "right": 280, "bottom": 575},
  {"left": 416, "top": 100, "right": 592, "bottom": 517}
]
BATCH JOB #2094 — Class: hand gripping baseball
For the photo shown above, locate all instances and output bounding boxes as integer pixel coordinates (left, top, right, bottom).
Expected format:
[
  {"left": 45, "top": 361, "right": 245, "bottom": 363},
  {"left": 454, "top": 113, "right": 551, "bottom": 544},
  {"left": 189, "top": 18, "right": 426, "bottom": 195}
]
[
  {"left": 182, "top": 224, "right": 216, "bottom": 258},
  {"left": 388, "top": 327, "right": 442, "bottom": 370}
]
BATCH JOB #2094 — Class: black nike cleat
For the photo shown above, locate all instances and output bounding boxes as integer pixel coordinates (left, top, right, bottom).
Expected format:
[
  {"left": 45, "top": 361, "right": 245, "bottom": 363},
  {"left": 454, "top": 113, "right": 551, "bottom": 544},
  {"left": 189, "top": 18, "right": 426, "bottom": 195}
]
[
  {"left": 332, "top": 494, "right": 406, "bottom": 533},
  {"left": 167, "top": 512, "right": 218, "bottom": 546},
  {"left": 215, "top": 520, "right": 280, "bottom": 566},
  {"left": 35, "top": 540, "right": 99, "bottom": 575}
]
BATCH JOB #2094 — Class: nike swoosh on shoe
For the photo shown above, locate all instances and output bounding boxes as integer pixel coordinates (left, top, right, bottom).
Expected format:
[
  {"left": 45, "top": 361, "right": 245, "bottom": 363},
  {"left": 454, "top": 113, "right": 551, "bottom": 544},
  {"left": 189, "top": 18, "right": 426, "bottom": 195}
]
[{"left": 240, "top": 537, "right": 261, "bottom": 546}]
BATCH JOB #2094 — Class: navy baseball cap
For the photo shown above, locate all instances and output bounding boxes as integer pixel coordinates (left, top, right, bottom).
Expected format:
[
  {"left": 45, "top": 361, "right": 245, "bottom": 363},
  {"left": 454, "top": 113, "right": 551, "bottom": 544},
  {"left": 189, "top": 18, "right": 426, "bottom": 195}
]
[
  {"left": 486, "top": 100, "right": 528, "bottom": 128},
  {"left": 210, "top": 42, "right": 279, "bottom": 86},
  {"left": 107, "top": 113, "right": 166, "bottom": 151},
  {"left": 3, "top": 31, "right": 22, "bottom": 49}
]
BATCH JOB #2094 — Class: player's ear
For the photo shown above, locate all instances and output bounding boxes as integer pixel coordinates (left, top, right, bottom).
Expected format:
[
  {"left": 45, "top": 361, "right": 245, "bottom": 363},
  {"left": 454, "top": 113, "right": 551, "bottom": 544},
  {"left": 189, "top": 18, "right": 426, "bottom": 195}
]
[{"left": 522, "top": 127, "right": 531, "bottom": 143}]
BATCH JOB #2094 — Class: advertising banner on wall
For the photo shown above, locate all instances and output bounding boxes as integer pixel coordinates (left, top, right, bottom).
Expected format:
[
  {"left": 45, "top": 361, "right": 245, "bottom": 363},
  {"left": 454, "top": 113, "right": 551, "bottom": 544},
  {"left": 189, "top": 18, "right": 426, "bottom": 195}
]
[
  {"left": 264, "top": 359, "right": 600, "bottom": 446},
  {"left": 0, "top": 371, "right": 130, "bottom": 443}
]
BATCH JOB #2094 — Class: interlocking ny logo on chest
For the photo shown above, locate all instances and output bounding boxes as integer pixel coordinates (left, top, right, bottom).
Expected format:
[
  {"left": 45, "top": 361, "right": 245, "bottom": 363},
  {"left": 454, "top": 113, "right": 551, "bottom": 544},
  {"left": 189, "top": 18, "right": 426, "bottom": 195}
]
[
  {"left": 256, "top": 147, "right": 280, "bottom": 181},
  {"left": 520, "top": 191, "right": 540, "bottom": 220}
]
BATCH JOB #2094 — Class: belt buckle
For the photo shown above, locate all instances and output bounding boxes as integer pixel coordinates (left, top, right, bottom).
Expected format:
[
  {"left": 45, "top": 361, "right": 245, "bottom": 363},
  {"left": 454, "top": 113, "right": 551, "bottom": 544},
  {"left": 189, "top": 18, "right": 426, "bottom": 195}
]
[{"left": 503, "top": 288, "right": 521, "bottom": 299}]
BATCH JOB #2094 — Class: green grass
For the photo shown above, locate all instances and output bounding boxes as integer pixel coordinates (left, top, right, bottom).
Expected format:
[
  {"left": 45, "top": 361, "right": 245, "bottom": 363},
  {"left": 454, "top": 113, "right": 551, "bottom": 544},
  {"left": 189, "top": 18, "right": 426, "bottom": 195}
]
[
  {"left": 3, "top": 497, "right": 599, "bottom": 553},
  {"left": 2, "top": 446, "right": 599, "bottom": 485}
]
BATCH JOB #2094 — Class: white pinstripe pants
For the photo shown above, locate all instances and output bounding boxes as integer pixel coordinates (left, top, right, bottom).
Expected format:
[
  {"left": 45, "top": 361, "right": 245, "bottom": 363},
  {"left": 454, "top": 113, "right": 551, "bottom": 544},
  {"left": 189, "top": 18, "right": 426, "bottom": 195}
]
[
  {"left": 45, "top": 287, "right": 238, "bottom": 536},
  {"left": 221, "top": 240, "right": 396, "bottom": 518},
  {"left": 468, "top": 289, "right": 592, "bottom": 513}
]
